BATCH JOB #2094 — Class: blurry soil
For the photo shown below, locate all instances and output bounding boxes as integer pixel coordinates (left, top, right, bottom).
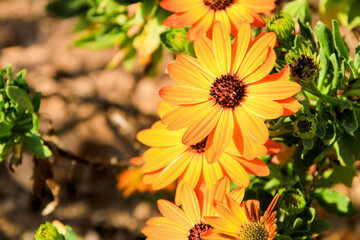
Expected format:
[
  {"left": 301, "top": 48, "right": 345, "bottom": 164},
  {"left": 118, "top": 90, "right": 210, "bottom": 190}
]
[{"left": 0, "top": 0, "right": 359, "bottom": 240}]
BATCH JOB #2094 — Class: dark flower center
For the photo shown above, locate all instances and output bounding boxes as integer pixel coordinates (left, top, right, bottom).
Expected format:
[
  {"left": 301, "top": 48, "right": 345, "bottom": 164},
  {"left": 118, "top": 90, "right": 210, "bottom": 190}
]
[
  {"left": 210, "top": 74, "right": 246, "bottom": 109},
  {"left": 190, "top": 137, "right": 208, "bottom": 153},
  {"left": 239, "top": 222, "right": 269, "bottom": 240},
  {"left": 290, "top": 54, "right": 317, "bottom": 83},
  {"left": 203, "top": 0, "right": 233, "bottom": 11},
  {"left": 188, "top": 223, "right": 213, "bottom": 240},
  {"left": 297, "top": 119, "right": 313, "bottom": 133}
]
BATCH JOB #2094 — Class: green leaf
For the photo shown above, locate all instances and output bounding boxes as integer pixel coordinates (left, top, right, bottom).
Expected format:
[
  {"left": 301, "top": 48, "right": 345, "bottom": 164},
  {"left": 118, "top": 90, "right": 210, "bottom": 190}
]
[
  {"left": 309, "top": 218, "right": 332, "bottom": 235},
  {"left": 332, "top": 20, "right": 350, "bottom": 60},
  {"left": 6, "top": 86, "right": 34, "bottom": 113},
  {"left": 303, "top": 137, "right": 314, "bottom": 149},
  {"left": 0, "top": 122, "right": 12, "bottom": 137},
  {"left": 334, "top": 132, "right": 360, "bottom": 166},
  {"left": 311, "top": 189, "right": 358, "bottom": 217},
  {"left": 355, "top": 44, "right": 360, "bottom": 69},
  {"left": 0, "top": 142, "right": 13, "bottom": 161},
  {"left": 64, "top": 225, "right": 78, "bottom": 240},
  {"left": 283, "top": 0, "right": 312, "bottom": 23},
  {"left": 298, "top": 20, "right": 316, "bottom": 49},
  {"left": 21, "top": 133, "right": 52, "bottom": 158},
  {"left": 315, "top": 22, "right": 335, "bottom": 57},
  {"left": 32, "top": 92, "right": 42, "bottom": 113},
  {"left": 73, "top": 27, "right": 126, "bottom": 50},
  {"left": 341, "top": 109, "right": 358, "bottom": 133},
  {"left": 46, "top": 0, "right": 90, "bottom": 18}
]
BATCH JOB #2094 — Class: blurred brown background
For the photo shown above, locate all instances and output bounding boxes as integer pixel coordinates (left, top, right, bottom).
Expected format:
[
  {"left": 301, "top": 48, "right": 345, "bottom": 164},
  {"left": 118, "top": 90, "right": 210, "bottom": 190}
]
[{"left": 0, "top": 0, "right": 359, "bottom": 239}]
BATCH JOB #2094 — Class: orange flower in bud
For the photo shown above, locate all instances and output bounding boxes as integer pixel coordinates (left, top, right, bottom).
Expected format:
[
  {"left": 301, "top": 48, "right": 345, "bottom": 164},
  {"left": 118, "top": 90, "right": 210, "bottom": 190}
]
[{"left": 160, "top": 0, "right": 276, "bottom": 41}]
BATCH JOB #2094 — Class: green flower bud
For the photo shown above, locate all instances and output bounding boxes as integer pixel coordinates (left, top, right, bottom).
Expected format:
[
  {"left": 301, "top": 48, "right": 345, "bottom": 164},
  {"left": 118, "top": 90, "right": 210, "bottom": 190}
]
[
  {"left": 279, "top": 188, "right": 306, "bottom": 216},
  {"left": 290, "top": 54, "right": 318, "bottom": 85},
  {"left": 35, "top": 222, "right": 65, "bottom": 240},
  {"left": 160, "top": 28, "right": 191, "bottom": 55},
  {"left": 293, "top": 115, "right": 317, "bottom": 139},
  {"left": 266, "top": 12, "right": 295, "bottom": 43},
  {"left": 286, "top": 44, "right": 320, "bottom": 86}
]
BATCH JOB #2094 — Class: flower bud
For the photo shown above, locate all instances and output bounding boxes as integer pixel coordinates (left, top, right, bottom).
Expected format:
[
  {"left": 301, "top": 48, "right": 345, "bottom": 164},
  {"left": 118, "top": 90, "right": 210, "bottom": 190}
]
[
  {"left": 293, "top": 115, "right": 317, "bottom": 139},
  {"left": 35, "top": 222, "right": 65, "bottom": 240},
  {"left": 266, "top": 12, "right": 295, "bottom": 43},
  {"left": 279, "top": 188, "right": 306, "bottom": 216},
  {"left": 161, "top": 28, "right": 191, "bottom": 55}
]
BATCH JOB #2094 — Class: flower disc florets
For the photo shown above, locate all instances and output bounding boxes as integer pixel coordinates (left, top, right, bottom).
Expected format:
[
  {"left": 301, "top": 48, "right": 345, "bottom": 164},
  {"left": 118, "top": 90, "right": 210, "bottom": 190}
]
[
  {"left": 188, "top": 223, "right": 213, "bottom": 240},
  {"left": 293, "top": 115, "right": 316, "bottom": 139},
  {"left": 203, "top": 0, "right": 233, "bottom": 11},
  {"left": 239, "top": 222, "right": 270, "bottom": 240},
  {"left": 190, "top": 137, "right": 208, "bottom": 153},
  {"left": 279, "top": 188, "right": 306, "bottom": 216},
  {"left": 210, "top": 74, "right": 246, "bottom": 109}
]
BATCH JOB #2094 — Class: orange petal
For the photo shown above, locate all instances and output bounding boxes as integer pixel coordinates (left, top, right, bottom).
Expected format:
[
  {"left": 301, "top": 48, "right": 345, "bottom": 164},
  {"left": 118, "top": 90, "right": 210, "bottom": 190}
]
[
  {"left": 246, "top": 81, "right": 301, "bottom": 100},
  {"left": 164, "top": 5, "right": 209, "bottom": 28},
  {"left": 226, "top": 4, "right": 254, "bottom": 23},
  {"left": 137, "top": 128, "right": 183, "bottom": 147},
  {"left": 239, "top": 157, "right": 270, "bottom": 176},
  {"left": 182, "top": 103, "right": 222, "bottom": 145},
  {"left": 229, "top": 188, "right": 245, "bottom": 204},
  {"left": 167, "top": 63, "right": 211, "bottom": 89},
  {"left": 157, "top": 199, "right": 193, "bottom": 228},
  {"left": 244, "top": 47, "right": 276, "bottom": 84},
  {"left": 152, "top": 151, "right": 193, "bottom": 190},
  {"left": 159, "top": 85, "right": 209, "bottom": 104},
  {"left": 213, "top": 20, "right": 231, "bottom": 73},
  {"left": 208, "top": 109, "right": 234, "bottom": 161},
  {"left": 181, "top": 184, "right": 201, "bottom": 224},
  {"left": 157, "top": 101, "right": 176, "bottom": 118},
  {"left": 230, "top": 22, "right": 251, "bottom": 74},
  {"left": 202, "top": 155, "right": 223, "bottom": 190},
  {"left": 237, "top": 33, "right": 276, "bottom": 78},
  {"left": 241, "top": 97, "right": 283, "bottom": 119},
  {"left": 276, "top": 97, "right": 301, "bottom": 116},
  {"left": 160, "top": 0, "right": 203, "bottom": 12},
  {"left": 219, "top": 154, "right": 250, "bottom": 187},
  {"left": 142, "top": 145, "right": 188, "bottom": 173},
  {"left": 162, "top": 102, "right": 211, "bottom": 131},
  {"left": 247, "top": 7, "right": 266, "bottom": 27},
  {"left": 188, "top": 10, "right": 215, "bottom": 42},
  {"left": 241, "top": 0, "right": 276, "bottom": 12},
  {"left": 235, "top": 107, "right": 269, "bottom": 144},
  {"left": 194, "top": 36, "right": 222, "bottom": 77},
  {"left": 265, "top": 138, "right": 281, "bottom": 154},
  {"left": 255, "top": 65, "right": 290, "bottom": 84},
  {"left": 142, "top": 224, "right": 188, "bottom": 240},
  {"left": 176, "top": 54, "right": 215, "bottom": 81}
]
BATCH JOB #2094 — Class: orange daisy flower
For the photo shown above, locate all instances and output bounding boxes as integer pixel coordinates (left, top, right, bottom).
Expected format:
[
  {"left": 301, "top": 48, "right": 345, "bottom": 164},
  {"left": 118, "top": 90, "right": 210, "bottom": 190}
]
[
  {"left": 137, "top": 101, "right": 276, "bottom": 204},
  {"left": 203, "top": 193, "right": 279, "bottom": 240},
  {"left": 142, "top": 177, "right": 245, "bottom": 240},
  {"left": 159, "top": 22, "right": 301, "bottom": 161},
  {"left": 160, "top": 0, "right": 276, "bottom": 41},
  {"left": 116, "top": 157, "right": 174, "bottom": 197}
]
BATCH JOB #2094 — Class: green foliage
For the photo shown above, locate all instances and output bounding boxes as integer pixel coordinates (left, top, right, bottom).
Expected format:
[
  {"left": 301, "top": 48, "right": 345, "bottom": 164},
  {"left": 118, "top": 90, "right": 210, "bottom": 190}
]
[
  {"left": 46, "top": 0, "right": 170, "bottom": 74},
  {"left": 0, "top": 65, "right": 51, "bottom": 164},
  {"left": 283, "top": 0, "right": 312, "bottom": 24},
  {"left": 35, "top": 222, "right": 80, "bottom": 240},
  {"left": 35, "top": 222, "right": 65, "bottom": 240},
  {"left": 311, "top": 189, "right": 358, "bottom": 217},
  {"left": 320, "top": 0, "right": 360, "bottom": 30}
]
